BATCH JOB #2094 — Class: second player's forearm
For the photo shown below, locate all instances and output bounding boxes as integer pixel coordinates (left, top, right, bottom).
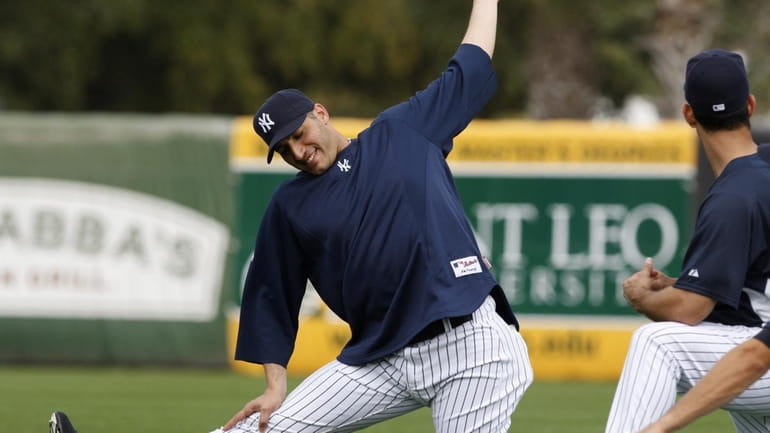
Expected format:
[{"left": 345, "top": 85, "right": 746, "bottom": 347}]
[
  {"left": 645, "top": 339, "right": 770, "bottom": 432},
  {"left": 461, "top": 0, "right": 499, "bottom": 58},
  {"left": 627, "top": 287, "right": 714, "bottom": 325}
]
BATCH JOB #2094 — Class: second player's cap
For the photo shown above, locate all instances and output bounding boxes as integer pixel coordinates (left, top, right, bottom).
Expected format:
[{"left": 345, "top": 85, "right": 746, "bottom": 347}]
[
  {"left": 252, "top": 89, "right": 315, "bottom": 163},
  {"left": 684, "top": 49, "right": 749, "bottom": 118}
]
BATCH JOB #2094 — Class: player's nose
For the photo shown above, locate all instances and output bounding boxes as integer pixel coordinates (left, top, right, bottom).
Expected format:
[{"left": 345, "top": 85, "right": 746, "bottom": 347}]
[{"left": 286, "top": 140, "right": 304, "bottom": 162}]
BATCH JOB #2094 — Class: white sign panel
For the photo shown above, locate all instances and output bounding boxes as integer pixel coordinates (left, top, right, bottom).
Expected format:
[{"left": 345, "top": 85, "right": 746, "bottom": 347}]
[{"left": 0, "top": 178, "right": 229, "bottom": 321}]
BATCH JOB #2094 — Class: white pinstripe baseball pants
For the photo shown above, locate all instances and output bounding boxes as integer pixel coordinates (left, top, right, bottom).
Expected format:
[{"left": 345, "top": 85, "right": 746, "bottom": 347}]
[
  {"left": 605, "top": 321, "right": 770, "bottom": 433},
  {"left": 215, "top": 296, "right": 533, "bottom": 433}
]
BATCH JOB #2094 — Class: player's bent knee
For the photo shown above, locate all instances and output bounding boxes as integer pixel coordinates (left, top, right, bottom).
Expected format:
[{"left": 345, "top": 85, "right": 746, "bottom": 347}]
[{"left": 628, "top": 321, "right": 692, "bottom": 350}]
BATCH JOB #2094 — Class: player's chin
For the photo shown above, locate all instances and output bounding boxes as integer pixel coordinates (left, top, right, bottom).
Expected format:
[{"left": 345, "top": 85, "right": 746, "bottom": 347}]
[
  {"left": 304, "top": 162, "right": 331, "bottom": 176},
  {"left": 289, "top": 160, "right": 317, "bottom": 175}
]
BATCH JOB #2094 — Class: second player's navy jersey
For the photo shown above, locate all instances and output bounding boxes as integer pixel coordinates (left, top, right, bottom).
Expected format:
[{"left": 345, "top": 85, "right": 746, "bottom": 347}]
[
  {"left": 674, "top": 150, "right": 770, "bottom": 326},
  {"left": 236, "top": 44, "right": 518, "bottom": 367}
]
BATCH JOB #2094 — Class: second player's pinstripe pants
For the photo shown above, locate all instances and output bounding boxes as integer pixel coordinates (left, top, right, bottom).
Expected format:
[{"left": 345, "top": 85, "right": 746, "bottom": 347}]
[
  {"left": 217, "top": 296, "right": 533, "bottom": 433},
  {"left": 605, "top": 321, "right": 770, "bottom": 433}
]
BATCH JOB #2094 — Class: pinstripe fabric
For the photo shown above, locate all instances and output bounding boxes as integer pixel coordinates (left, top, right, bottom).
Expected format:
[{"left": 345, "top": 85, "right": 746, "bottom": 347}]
[
  {"left": 605, "top": 321, "right": 770, "bottom": 433},
  {"left": 215, "top": 296, "right": 533, "bottom": 433}
]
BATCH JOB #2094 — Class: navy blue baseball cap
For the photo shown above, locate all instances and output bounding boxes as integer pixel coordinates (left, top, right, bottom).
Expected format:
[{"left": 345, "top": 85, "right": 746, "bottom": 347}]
[
  {"left": 684, "top": 49, "right": 749, "bottom": 118},
  {"left": 253, "top": 89, "right": 315, "bottom": 163}
]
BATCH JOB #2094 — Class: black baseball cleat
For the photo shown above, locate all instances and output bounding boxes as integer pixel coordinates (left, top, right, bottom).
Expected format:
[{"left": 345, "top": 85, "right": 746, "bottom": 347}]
[{"left": 49, "top": 411, "right": 78, "bottom": 433}]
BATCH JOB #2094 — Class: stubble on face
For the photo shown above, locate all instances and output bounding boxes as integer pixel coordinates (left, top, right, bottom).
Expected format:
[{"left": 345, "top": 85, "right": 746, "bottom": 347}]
[{"left": 280, "top": 114, "right": 336, "bottom": 175}]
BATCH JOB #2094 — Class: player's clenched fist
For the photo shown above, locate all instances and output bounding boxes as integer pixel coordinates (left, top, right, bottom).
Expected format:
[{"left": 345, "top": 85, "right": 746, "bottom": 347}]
[{"left": 622, "top": 257, "right": 673, "bottom": 307}]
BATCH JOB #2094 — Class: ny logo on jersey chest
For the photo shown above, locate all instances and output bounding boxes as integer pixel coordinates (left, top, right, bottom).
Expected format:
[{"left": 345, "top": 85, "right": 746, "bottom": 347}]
[{"left": 337, "top": 159, "right": 351, "bottom": 172}]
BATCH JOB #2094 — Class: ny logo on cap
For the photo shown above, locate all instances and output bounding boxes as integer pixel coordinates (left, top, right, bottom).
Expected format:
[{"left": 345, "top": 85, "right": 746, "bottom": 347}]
[{"left": 257, "top": 113, "right": 275, "bottom": 133}]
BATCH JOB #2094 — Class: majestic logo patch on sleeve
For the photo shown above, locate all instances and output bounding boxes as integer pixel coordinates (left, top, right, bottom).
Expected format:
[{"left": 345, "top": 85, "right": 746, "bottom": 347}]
[{"left": 450, "top": 256, "right": 483, "bottom": 278}]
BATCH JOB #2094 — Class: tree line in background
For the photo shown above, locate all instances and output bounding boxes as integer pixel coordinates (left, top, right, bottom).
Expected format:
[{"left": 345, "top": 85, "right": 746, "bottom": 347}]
[{"left": 0, "top": 0, "right": 768, "bottom": 119}]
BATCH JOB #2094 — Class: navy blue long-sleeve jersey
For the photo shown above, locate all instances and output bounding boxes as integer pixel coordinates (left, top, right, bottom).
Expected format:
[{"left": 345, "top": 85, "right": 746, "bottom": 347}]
[
  {"left": 674, "top": 150, "right": 770, "bottom": 326},
  {"left": 235, "top": 44, "right": 518, "bottom": 367}
]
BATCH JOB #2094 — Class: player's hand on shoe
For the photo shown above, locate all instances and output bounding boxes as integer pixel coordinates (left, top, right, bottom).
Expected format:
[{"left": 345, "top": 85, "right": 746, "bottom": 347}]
[{"left": 223, "top": 386, "right": 287, "bottom": 432}]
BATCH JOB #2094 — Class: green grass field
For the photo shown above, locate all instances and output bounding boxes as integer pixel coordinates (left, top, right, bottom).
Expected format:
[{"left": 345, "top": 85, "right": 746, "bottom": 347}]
[{"left": 0, "top": 366, "right": 734, "bottom": 433}]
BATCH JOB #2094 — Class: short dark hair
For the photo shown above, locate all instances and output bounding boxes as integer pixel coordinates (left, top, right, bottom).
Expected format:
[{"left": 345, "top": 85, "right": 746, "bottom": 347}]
[{"left": 693, "top": 103, "right": 751, "bottom": 132}]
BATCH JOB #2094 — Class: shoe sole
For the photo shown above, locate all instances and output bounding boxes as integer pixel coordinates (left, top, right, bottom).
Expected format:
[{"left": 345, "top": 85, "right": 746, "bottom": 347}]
[{"left": 49, "top": 412, "right": 58, "bottom": 433}]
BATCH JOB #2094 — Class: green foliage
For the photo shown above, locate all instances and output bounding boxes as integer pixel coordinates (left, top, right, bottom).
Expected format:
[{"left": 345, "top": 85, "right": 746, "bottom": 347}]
[
  {"left": 590, "top": 1, "right": 659, "bottom": 105},
  {"left": 715, "top": 0, "right": 770, "bottom": 114},
  {"left": 0, "top": 1, "right": 768, "bottom": 117}
]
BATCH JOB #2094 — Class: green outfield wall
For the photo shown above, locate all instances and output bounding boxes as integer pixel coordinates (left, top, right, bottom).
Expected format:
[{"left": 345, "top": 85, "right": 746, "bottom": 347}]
[
  {"left": 0, "top": 112, "right": 700, "bottom": 379},
  {"left": 0, "top": 113, "right": 233, "bottom": 365}
]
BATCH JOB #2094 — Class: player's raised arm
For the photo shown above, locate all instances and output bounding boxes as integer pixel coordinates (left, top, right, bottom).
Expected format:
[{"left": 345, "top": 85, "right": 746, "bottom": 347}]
[{"left": 461, "top": 0, "right": 500, "bottom": 58}]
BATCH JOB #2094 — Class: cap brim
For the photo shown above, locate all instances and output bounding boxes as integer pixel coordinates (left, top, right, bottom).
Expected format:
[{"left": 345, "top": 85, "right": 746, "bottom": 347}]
[{"left": 266, "top": 115, "right": 308, "bottom": 164}]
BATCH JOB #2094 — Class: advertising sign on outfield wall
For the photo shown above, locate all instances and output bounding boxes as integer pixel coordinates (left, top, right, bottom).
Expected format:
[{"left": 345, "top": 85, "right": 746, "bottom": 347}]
[
  {"left": 0, "top": 178, "right": 228, "bottom": 321},
  {"left": 457, "top": 172, "right": 690, "bottom": 316},
  {"left": 228, "top": 117, "right": 697, "bottom": 378},
  {"left": 0, "top": 114, "right": 233, "bottom": 365}
]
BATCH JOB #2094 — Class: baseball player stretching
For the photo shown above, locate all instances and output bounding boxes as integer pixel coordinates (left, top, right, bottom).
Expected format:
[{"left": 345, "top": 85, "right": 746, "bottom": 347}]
[
  {"left": 46, "top": 2, "right": 531, "bottom": 433},
  {"left": 604, "top": 49, "right": 770, "bottom": 433},
  {"left": 221, "top": 1, "right": 531, "bottom": 432}
]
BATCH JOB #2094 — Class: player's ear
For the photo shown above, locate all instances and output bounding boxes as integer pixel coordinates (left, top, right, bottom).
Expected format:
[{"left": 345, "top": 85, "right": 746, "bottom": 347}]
[
  {"left": 747, "top": 94, "right": 756, "bottom": 117},
  {"left": 313, "top": 103, "right": 330, "bottom": 124},
  {"left": 682, "top": 104, "right": 697, "bottom": 127}
]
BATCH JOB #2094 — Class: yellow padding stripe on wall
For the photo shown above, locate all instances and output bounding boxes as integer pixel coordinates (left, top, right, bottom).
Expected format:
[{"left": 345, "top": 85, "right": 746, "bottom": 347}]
[
  {"left": 520, "top": 327, "right": 634, "bottom": 381},
  {"left": 227, "top": 312, "right": 637, "bottom": 381},
  {"left": 230, "top": 116, "right": 696, "bottom": 165}
]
